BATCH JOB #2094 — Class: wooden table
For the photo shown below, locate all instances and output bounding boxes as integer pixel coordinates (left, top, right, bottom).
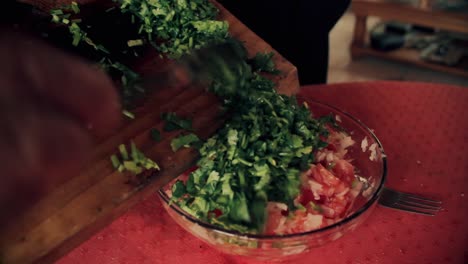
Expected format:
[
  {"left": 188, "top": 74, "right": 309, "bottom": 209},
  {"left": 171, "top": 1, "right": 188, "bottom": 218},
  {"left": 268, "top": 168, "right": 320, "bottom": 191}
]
[
  {"left": 0, "top": 2, "right": 299, "bottom": 264},
  {"left": 351, "top": 0, "right": 468, "bottom": 78}
]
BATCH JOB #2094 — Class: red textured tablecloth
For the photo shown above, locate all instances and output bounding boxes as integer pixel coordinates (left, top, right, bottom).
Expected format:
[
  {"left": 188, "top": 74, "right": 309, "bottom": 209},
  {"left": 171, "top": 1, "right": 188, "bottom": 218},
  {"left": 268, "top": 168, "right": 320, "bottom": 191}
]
[{"left": 57, "top": 81, "right": 468, "bottom": 264}]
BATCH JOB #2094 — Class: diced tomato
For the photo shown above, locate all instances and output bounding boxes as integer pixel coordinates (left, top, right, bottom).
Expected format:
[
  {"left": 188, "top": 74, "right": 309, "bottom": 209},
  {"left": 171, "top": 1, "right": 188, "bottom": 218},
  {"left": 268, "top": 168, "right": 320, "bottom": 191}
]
[
  {"left": 334, "top": 181, "right": 349, "bottom": 195},
  {"left": 322, "top": 196, "right": 349, "bottom": 218},
  {"left": 326, "top": 125, "right": 338, "bottom": 134},
  {"left": 264, "top": 205, "right": 284, "bottom": 235},
  {"left": 294, "top": 209, "right": 308, "bottom": 218},
  {"left": 320, "top": 159, "right": 330, "bottom": 168},
  {"left": 212, "top": 208, "right": 223, "bottom": 217},
  {"left": 298, "top": 188, "right": 316, "bottom": 206},
  {"left": 288, "top": 212, "right": 309, "bottom": 233},
  {"left": 312, "top": 164, "right": 341, "bottom": 187},
  {"left": 317, "top": 194, "right": 328, "bottom": 203},
  {"left": 208, "top": 208, "right": 223, "bottom": 219},
  {"left": 326, "top": 143, "right": 337, "bottom": 151},
  {"left": 332, "top": 159, "right": 355, "bottom": 184}
]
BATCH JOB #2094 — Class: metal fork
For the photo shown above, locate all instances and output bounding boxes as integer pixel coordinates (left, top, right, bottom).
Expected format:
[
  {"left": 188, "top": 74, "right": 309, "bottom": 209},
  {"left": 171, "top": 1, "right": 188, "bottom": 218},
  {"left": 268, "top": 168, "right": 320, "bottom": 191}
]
[{"left": 378, "top": 187, "right": 442, "bottom": 216}]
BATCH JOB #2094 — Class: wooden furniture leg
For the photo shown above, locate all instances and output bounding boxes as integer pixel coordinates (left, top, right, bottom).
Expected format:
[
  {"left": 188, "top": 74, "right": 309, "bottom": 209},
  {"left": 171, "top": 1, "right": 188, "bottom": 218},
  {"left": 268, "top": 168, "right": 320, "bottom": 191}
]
[{"left": 351, "top": 14, "right": 367, "bottom": 59}]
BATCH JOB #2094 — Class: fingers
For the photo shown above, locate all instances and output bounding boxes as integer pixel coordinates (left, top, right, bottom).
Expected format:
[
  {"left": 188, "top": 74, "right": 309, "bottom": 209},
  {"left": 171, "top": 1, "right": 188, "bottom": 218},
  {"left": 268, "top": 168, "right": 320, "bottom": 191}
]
[
  {"left": 0, "top": 101, "right": 91, "bottom": 222},
  {"left": 34, "top": 110, "right": 92, "bottom": 189},
  {"left": 0, "top": 32, "right": 122, "bottom": 137},
  {"left": 0, "top": 31, "right": 121, "bottom": 223}
]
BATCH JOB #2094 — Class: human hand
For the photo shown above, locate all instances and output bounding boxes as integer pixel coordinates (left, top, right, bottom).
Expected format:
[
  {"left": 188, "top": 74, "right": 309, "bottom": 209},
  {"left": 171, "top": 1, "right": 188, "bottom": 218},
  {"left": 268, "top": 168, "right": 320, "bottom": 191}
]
[{"left": 0, "top": 30, "right": 121, "bottom": 223}]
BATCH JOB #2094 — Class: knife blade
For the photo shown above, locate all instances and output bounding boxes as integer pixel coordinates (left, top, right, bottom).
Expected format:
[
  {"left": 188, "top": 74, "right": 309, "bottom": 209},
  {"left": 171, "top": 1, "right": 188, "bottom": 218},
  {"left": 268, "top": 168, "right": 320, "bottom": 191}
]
[{"left": 139, "top": 38, "right": 248, "bottom": 94}]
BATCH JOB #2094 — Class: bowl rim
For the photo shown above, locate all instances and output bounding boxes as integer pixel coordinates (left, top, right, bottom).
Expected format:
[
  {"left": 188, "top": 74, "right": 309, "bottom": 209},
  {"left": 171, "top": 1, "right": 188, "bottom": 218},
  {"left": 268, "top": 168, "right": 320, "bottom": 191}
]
[{"left": 158, "top": 99, "right": 387, "bottom": 240}]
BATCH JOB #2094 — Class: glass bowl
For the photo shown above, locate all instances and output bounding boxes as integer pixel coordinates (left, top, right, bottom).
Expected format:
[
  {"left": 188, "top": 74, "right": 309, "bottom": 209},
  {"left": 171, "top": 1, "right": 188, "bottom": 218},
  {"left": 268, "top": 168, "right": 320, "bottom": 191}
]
[{"left": 158, "top": 99, "right": 387, "bottom": 261}]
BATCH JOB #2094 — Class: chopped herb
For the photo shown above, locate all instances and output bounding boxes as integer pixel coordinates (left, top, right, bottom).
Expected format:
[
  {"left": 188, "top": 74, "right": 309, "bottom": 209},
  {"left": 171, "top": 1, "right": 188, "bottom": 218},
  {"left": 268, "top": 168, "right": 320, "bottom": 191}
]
[
  {"left": 105, "top": 6, "right": 116, "bottom": 12},
  {"left": 70, "top": 2, "right": 80, "bottom": 14},
  {"left": 296, "top": 203, "right": 307, "bottom": 212},
  {"left": 111, "top": 141, "right": 160, "bottom": 175},
  {"left": 119, "top": 144, "right": 129, "bottom": 160},
  {"left": 99, "top": 59, "right": 143, "bottom": 109},
  {"left": 50, "top": 9, "right": 64, "bottom": 15},
  {"left": 110, "top": 154, "right": 120, "bottom": 169},
  {"left": 50, "top": 3, "right": 109, "bottom": 54},
  {"left": 171, "top": 133, "right": 200, "bottom": 152},
  {"left": 172, "top": 180, "right": 186, "bottom": 198},
  {"left": 117, "top": 0, "right": 228, "bottom": 58},
  {"left": 49, "top": 0, "right": 336, "bottom": 235},
  {"left": 150, "top": 128, "right": 161, "bottom": 142},
  {"left": 49, "top": 0, "right": 234, "bottom": 113},
  {"left": 161, "top": 112, "right": 192, "bottom": 131},
  {"left": 127, "top": 39, "right": 144, "bottom": 47},
  {"left": 122, "top": 110, "right": 135, "bottom": 119},
  {"left": 309, "top": 201, "right": 324, "bottom": 213},
  {"left": 170, "top": 63, "right": 331, "bottom": 233},
  {"left": 248, "top": 52, "right": 281, "bottom": 75}
]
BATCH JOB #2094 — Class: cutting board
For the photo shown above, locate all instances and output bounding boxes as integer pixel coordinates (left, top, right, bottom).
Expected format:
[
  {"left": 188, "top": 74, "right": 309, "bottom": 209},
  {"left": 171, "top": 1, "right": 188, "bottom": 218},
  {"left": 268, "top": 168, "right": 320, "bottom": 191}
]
[{"left": 0, "top": 2, "right": 299, "bottom": 263}]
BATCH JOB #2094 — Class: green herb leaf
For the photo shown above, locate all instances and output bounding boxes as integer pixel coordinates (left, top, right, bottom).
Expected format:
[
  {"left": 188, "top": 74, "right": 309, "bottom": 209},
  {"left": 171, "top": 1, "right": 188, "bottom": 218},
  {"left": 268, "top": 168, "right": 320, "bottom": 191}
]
[
  {"left": 118, "top": 0, "right": 228, "bottom": 58},
  {"left": 172, "top": 180, "right": 186, "bottom": 198},
  {"left": 171, "top": 68, "right": 331, "bottom": 233},
  {"left": 229, "top": 193, "right": 251, "bottom": 223},
  {"left": 171, "top": 133, "right": 200, "bottom": 152},
  {"left": 111, "top": 141, "right": 160, "bottom": 175},
  {"left": 248, "top": 52, "right": 281, "bottom": 74},
  {"left": 127, "top": 39, "right": 144, "bottom": 47},
  {"left": 162, "top": 112, "right": 192, "bottom": 131},
  {"left": 150, "top": 128, "right": 161, "bottom": 142},
  {"left": 110, "top": 154, "right": 120, "bottom": 169},
  {"left": 119, "top": 144, "right": 129, "bottom": 160},
  {"left": 122, "top": 110, "right": 135, "bottom": 119}
]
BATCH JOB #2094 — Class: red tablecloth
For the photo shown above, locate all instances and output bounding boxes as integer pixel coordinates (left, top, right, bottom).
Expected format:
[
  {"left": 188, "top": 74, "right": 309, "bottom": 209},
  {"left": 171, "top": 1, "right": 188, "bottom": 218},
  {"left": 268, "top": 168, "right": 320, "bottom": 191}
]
[{"left": 58, "top": 81, "right": 468, "bottom": 264}]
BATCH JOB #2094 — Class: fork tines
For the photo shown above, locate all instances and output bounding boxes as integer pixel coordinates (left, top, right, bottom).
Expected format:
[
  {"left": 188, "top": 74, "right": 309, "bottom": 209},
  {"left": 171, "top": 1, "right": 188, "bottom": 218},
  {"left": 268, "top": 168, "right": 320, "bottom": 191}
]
[{"left": 379, "top": 188, "right": 443, "bottom": 216}]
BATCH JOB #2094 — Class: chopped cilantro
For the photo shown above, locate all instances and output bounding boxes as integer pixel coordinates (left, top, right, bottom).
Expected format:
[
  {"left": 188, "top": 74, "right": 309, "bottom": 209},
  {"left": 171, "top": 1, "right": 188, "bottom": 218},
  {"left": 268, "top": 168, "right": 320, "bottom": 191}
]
[
  {"left": 150, "top": 128, "right": 161, "bottom": 142},
  {"left": 127, "top": 39, "right": 144, "bottom": 47},
  {"left": 111, "top": 141, "right": 160, "bottom": 175},
  {"left": 110, "top": 154, "right": 121, "bottom": 169},
  {"left": 309, "top": 201, "right": 324, "bottom": 213},
  {"left": 98, "top": 59, "right": 143, "bottom": 109},
  {"left": 172, "top": 180, "right": 186, "bottom": 198},
  {"left": 51, "top": 3, "right": 142, "bottom": 111},
  {"left": 161, "top": 112, "right": 192, "bottom": 131},
  {"left": 70, "top": 2, "right": 80, "bottom": 14},
  {"left": 248, "top": 52, "right": 281, "bottom": 75},
  {"left": 122, "top": 110, "right": 135, "bottom": 119},
  {"left": 117, "top": 0, "right": 228, "bottom": 58},
  {"left": 171, "top": 133, "right": 200, "bottom": 152},
  {"left": 171, "top": 65, "right": 331, "bottom": 233}
]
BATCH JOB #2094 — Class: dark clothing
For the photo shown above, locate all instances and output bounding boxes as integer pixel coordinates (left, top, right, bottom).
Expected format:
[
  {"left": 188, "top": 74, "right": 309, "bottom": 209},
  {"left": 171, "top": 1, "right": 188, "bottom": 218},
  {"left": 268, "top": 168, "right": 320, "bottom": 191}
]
[{"left": 218, "top": 0, "right": 351, "bottom": 85}]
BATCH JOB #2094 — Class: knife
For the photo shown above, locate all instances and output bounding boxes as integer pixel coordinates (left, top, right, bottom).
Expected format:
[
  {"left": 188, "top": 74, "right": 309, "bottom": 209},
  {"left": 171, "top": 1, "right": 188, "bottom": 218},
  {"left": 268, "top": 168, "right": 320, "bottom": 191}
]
[{"left": 139, "top": 38, "right": 248, "bottom": 93}]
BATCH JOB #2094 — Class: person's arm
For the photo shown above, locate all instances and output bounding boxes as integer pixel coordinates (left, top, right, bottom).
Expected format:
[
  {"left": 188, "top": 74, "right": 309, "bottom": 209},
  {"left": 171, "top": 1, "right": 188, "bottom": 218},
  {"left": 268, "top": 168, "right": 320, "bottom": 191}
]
[{"left": 0, "top": 30, "right": 121, "bottom": 226}]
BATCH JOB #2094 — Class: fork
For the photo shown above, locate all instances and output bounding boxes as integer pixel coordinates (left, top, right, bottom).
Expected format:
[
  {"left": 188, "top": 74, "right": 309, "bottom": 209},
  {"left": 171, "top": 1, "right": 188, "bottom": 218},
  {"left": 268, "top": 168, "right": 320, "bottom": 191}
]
[{"left": 378, "top": 187, "right": 442, "bottom": 216}]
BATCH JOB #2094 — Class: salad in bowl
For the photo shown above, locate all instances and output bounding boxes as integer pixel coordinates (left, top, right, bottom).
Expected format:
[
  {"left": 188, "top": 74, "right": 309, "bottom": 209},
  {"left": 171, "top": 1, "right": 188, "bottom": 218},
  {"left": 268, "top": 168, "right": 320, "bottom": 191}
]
[
  {"left": 159, "top": 94, "right": 386, "bottom": 260},
  {"left": 158, "top": 36, "right": 385, "bottom": 260}
]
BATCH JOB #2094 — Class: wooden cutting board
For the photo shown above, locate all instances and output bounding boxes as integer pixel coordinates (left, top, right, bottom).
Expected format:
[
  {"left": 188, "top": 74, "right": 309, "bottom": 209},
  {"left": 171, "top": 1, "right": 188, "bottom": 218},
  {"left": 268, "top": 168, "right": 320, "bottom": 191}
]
[{"left": 0, "top": 2, "right": 299, "bottom": 264}]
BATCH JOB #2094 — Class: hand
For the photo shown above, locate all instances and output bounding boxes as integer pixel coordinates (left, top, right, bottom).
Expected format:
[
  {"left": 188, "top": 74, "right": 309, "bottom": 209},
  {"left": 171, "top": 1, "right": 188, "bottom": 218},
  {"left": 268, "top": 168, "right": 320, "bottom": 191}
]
[{"left": 0, "top": 31, "right": 121, "bottom": 223}]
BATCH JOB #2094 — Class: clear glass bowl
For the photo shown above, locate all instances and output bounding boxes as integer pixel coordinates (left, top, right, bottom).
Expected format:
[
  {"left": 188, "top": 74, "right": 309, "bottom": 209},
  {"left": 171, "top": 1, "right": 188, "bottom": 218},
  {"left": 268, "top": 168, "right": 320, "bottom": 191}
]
[{"left": 158, "top": 99, "right": 387, "bottom": 261}]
